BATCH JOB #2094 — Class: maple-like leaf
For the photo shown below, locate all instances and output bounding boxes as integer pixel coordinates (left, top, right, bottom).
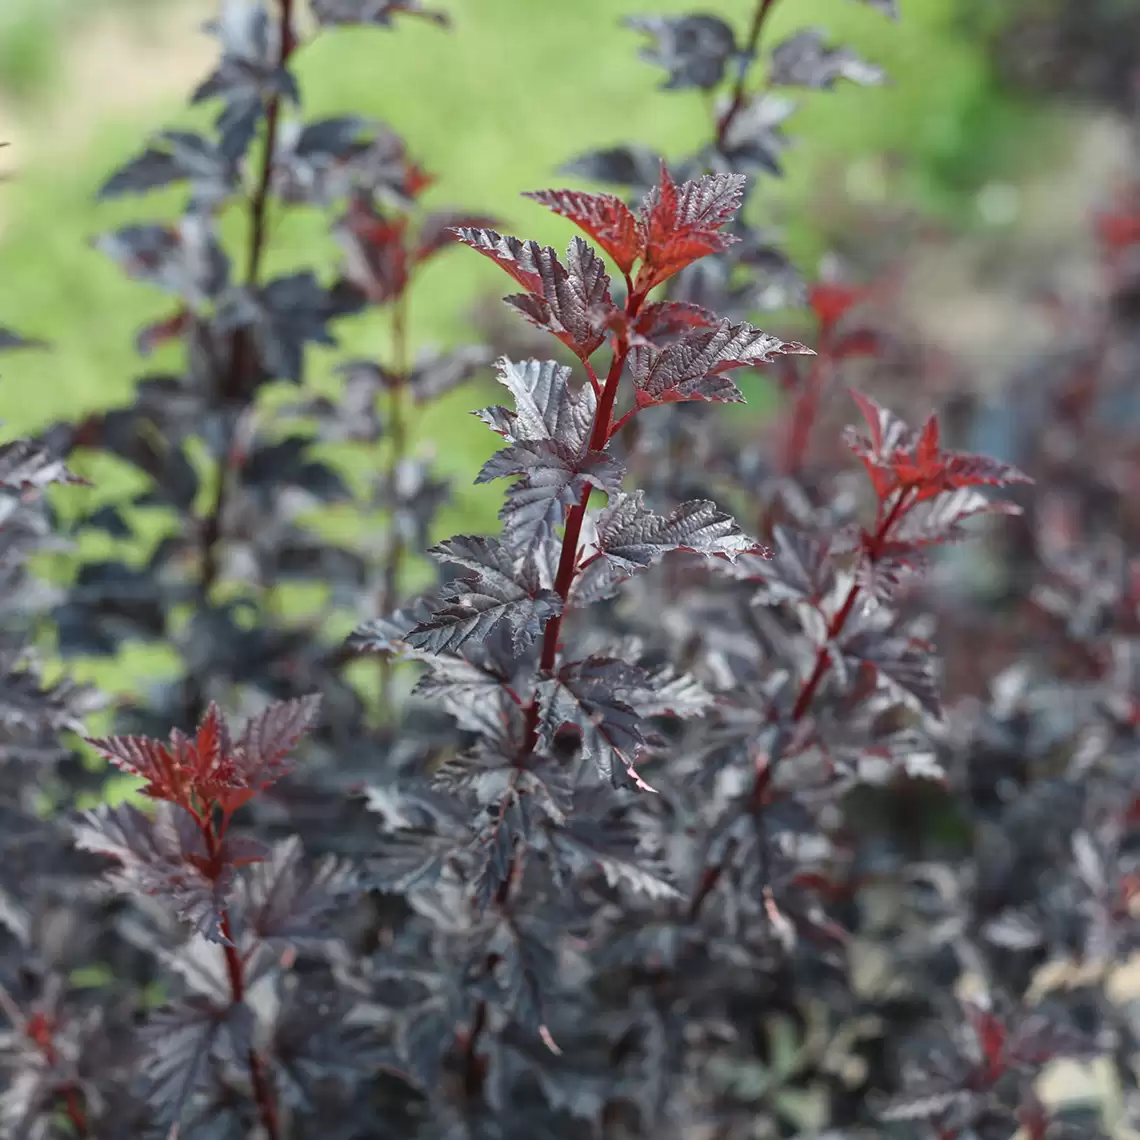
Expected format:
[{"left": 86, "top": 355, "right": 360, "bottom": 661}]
[
  {"left": 844, "top": 390, "right": 1032, "bottom": 504},
  {"left": 769, "top": 29, "right": 886, "bottom": 90},
  {"left": 473, "top": 355, "right": 622, "bottom": 562},
  {"left": 548, "top": 818, "right": 680, "bottom": 899},
  {"left": 450, "top": 226, "right": 548, "bottom": 293},
  {"left": 539, "top": 657, "right": 662, "bottom": 790},
  {"left": 574, "top": 490, "right": 766, "bottom": 603},
  {"left": 502, "top": 237, "right": 616, "bottom": 359},
  {"left": 406, "top": 535, "right": 561, "bottom": 654},
  {"left": 474, "top": 357, "right": 595, "bottom": 451},
  {"left": 623, "top": 14, "right": 738, "bottom": 90},
  {"left": 73, "top": 802, "right": 267, "bottom": 943},
  {"left": 231, "top": 693, "right": 322, "bottom": 791},
  {"left": 478, "top": 440, "right": 625, "bottom": 564},
  {"left": 84, "top": 702, "right": 234, "bottom": 809},
  {"left": 633, "top": 299, "right": 720, "bottom": 342},
  {"left": 523, "top": 188, "right": 642, "bottom": 274},
  {"left": 137, "top": 998, "right": 232, "bottom": 1125},
  {"left": 234, "top": 835, "right": 355, "bottom": 949},
  {"left": 628, "top": 318, "right": 812, "bottom": 407},
  {"left": 634, "top": 166, "right": 747, "bottom": 293},
  {"left": 457, "top": 229, "right": 617, "bottom": 359},
  {"left": 333, "top": 192, "right": 409, "bottom": 303}
]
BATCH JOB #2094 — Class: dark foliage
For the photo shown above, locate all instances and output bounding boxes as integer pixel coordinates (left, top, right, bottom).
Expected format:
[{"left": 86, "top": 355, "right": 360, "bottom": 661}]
[{"left": 3, "top": 0, "right": 1138, "bottom": 1138}]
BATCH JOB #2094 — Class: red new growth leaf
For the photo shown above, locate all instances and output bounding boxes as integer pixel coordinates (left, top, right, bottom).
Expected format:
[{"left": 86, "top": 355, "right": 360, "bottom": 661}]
[
  {"left": 524, "top": 188, "right": 642, "bottom": 275},
  {"left": 86, "top": 703, "right": 232, "bottom": 810},
  {"left": 634, "top": 164, "right": 746, "bottom": 294},
  {"left": 807, "top": 281, "right": 872, "bottom": 334},
  {"left": 450, "top": 227, "right": 547, "bottom": 294},
  {"left": 1095, "top": 201, "right": 1140, "bottom": 253},
  {"left": 233, "top": 694, "right": 323, "bottom": 791},
  {"left": 84, "top": 695, "right": 321, "bottom": 817},
  {"left": 335, "top": 192, "right": 409, "bottom": 303},
  {"left": 844, "top": 389, "right": 1032, "bottom": 504}
]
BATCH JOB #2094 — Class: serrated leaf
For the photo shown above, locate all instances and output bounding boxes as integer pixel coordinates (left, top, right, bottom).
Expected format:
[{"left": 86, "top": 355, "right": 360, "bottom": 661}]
[
  {"left": 73, "top": 802, "right": 265, "bottom": 943},
  {"left": 624, "top": 14, "right": 738, "bottom": 90},
  {"left": 406, "top": 535, "right": 561, "bottom": 655},
  {"left": 574, "top": 490, "right": 766, "bottom": 602},
  {"left": 233, "top": 694, "right": 322, "bottom": 789},
  {"left": 137, "top": 997, "right": 228, "bottom": 1125},
  {"left": 769, "top": 29, "right": 886, "bottom": 89},
  {"left": 98, "top": 130, "right": 239, "bottom": 208},
  {"left": 549, "top": 819, "right": 680, "bottom": 899},
  {"left": 523, "top": 188, "right": 642, "bottom": 274},
  {"left": 635, "top": 166, "right": 747, "bottom": 292},
  {"left": 234, "top": 835, "right": 354, "bottom": 948},
  {"left": 629, "top": 318, "right": 811, "bottom": 407},
  {"left": 95, "top": 216, "right": 230, "bottom": 307},
  {"left": 474, "top": 356, "right": 595, "bottom": 453},
  {"left": 478, "top": 440, "right": 625, "bottom": 565},
  {"left": 539, "top": 657, "right": 655, "bottom": 791}
]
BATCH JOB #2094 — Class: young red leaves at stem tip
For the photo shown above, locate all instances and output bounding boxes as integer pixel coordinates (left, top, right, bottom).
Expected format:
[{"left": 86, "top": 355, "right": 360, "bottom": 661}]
[
  {"left": 83, "top": 694, "right": 322, "bottom": 819},
  {"left": 461, "top": 162, "right": 771, "bottom": 323},
  {"left": 844, "top": 388, "right": 1033, "bottom": 506}
]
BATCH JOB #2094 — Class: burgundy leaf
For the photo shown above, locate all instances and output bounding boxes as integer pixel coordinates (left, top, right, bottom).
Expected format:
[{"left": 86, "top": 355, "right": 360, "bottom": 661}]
[
  {"left": 629, "top": 319, "right": 812, "bottom": 407},
  {"left": 523, "top": 188, "right": 642, "bottom": 274},
  {"left": 634, "top": 165, "right": 747, "bottom": 292}
]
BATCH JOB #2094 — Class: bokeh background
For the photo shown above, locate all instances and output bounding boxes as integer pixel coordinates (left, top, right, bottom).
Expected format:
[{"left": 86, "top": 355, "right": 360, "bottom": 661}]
[{"left": 0, "top": 0, "right": 1137, "bottom": 713}]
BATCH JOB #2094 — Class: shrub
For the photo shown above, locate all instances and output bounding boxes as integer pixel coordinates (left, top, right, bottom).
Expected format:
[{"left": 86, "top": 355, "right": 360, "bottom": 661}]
[{"left": 3, "top": 0, "right": 1132, "bottom": 1138}]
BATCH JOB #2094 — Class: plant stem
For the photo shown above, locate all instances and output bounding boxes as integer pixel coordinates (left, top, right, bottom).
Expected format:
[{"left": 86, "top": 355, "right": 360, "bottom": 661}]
[
  {"left": 690, "top": 488, "right": 912, "bottom": 916},
  {"left": 715, "top": 0, "right": 781, "bottom": 151},
  {"left": 465, "top": 291, "right": 645, "bottom": 1088},
  {"left": 187, "top": 0, "right": 296, "bottom": 726},
  {"left": 377, "top": 290, "right": 411, "bottom": 714},
  {"left": 203, "top": 821, "right": 282, "bottom": 1140},
  {"left": 522, "top": 292, "right": 645, "bottom": 747}
]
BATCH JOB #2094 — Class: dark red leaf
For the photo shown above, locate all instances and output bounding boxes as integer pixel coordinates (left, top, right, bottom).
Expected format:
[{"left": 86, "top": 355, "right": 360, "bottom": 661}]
[
  {"left": 634, "top": 164, "right": 746, "bottom": 293},
  {"left": 524, "top": 188, "right": 642, "bottom": 274}
]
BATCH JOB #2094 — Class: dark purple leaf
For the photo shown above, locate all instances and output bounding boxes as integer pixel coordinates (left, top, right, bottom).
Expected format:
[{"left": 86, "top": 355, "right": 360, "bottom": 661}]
[
  {"left": 311, "top": 0, "right": 450, "bottom": 27},
  {"left": 98, "top": 130, "right": 239, "bottom": 207},
  {"left": 574, "top": 490, "right": 764, "bottom": 602},
  {"left": 624, "top": 14, "right": 738, "bottom": 90},
  {"left": 628, "top": 318, "right": 810, "bottom": 406},
  {"left": 406, "top": 535, "right": 561, "bottom": 655},
  {"left": 769, "top": 29, "right": 887, "bottom": 89}
]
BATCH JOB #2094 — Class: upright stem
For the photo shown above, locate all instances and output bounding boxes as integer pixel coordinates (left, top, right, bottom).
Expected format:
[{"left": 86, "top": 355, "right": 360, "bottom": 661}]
[
  {"left": 691, "top": 489, "right": 912, "bottom": 917},
  {"left": 522, "top": 291, "right": 645, "bottom": 746},
  {"left": 465, "top": 289, "right": 645, "bottom": 1088},
  {"left": 715, "top": 0, "right": 781, "bottom": 150},
  {"left": 377, "top": 291, "right": 410, "bottom": 714},
  {"left": 187, "top": 0, "right": 296, "bottom": 725},
  {"left": 202, "top": 820, "right": 281, "bottom": 1140}
]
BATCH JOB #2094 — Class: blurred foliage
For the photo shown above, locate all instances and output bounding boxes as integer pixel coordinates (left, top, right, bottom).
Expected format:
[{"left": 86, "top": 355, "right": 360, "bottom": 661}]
[{"left": 0, "top": 0, "right": 1082, "bottom": 711}]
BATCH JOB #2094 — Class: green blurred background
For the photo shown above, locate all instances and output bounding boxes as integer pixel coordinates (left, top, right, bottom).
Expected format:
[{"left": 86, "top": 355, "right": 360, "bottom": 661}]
[{"left": 0, "top": 0, "right": 1112, "bottom": 727}]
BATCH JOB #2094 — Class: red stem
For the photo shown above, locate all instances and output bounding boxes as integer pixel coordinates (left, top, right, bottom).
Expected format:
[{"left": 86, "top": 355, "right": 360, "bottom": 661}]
[
  {"left": 465, "top": 289, "right": 645, "bottom": 1089},
  {"left": 187, "top": 0, "right": 296, "bottom": 725},
  {"left": 715, "top": 0, "right": 781, "bottom": 151},
  {"left": 692, "top": 489, "right": 912, "bottom": 914},
  {"left": 202, "top": 819, "right": 282, "bottom": 1140},
  {"left": 522, "top": 293, "right": 645, "bottom": 746},
  {"left": 781, "top": 332, "right": 830, "bottom": 476}
]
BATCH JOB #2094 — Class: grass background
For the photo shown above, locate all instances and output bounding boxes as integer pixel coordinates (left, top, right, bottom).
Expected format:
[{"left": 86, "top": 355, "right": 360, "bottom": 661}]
[{"left": 0, "top": 0, "right": 1069, "bottom": 748}]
